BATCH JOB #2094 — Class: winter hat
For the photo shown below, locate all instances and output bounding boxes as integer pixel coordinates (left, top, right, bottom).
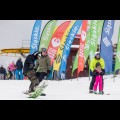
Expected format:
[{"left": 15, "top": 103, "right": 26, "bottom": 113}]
[
  {"left": 95, "top": 62, "right": 101, "bottom": 67},
  {"left": 41, "top": 48, "right": 47, "bottom": 52},
  {"left": 94, "top": 51, "right": 100, "bottom": 57}
]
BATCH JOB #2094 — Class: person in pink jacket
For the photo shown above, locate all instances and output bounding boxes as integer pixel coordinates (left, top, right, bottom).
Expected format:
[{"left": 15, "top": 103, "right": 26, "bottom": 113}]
[
  {"left": 8, "top": 61, "right": 16, "bottom": 79},
  {"left": 93, "top": 62, "right": 105, "bottom": 95}
]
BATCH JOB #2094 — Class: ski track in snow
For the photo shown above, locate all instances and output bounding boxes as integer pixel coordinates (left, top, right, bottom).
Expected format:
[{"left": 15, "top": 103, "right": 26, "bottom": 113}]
[{"left": 0, "top": 75, "right": 120, "bottom": 100}]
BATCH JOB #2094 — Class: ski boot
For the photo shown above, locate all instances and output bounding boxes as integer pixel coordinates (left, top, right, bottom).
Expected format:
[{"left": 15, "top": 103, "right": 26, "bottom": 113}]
[
  {"left": 93, "top": 90, "right": 97, "bottom": 94},
  {"left": 40, "top": 93, "right": 46, "bottom": 96},
  {"left": 99, "top": 91, "right": 104, "bottom": 95},
  {"left": 23, "top": 90, "right": 31, "bottom": 95},
  {"left": 89, "top": 90, "right": 93, "bottom": 94}
]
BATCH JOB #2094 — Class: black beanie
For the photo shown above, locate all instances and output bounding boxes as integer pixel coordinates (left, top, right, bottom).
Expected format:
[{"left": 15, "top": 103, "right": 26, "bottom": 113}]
[{"left": 96, "top": 62, "right": 101, "bottom": 67}]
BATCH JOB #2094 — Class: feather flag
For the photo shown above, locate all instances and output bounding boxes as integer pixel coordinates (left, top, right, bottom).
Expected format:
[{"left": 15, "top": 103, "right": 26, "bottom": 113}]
[
  {"left": 115, "top": 26, "right": 120, "bottom": 73},
  {"left": 59, "top": 20, "right": 82, "bottom": 75},
  {"left": 47, "top": 21, "right": 71, "bottom": 65},
  {"left": 72, "top": 20, "right": 104, "bottom": 75},
  {"left": 30, "top": 20, "right": 42, "bottom": 54},
  {"left": 39, "top": 20, "right": 58, "bottom": 50},
  {"left": 89, "top": 20, "right": 99, "bottom": 60},
  {"left": 72, "top": 21, "right": 91, "bottom": 75},
  {"left": 100, "top": 20, "right": 115, "bottom": 73},
  {"left": 78, "top": 20, "right": 88, "bottom": 74},
  {"left": 53, "top": 20, "right": 76, "bottom": 71}
]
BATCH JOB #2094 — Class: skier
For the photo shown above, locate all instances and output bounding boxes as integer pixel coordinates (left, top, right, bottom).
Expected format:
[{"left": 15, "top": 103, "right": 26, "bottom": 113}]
[
  {"left": 35, "top": 48, "right": 51, "bottom": 84},
  {"left": 93, "top": 62, "right": 105, "bottom": 94},
  {"left": 89, "top": 52, "right": 105, "bottom": 94},
  {"left": 23, "top": 51, "right": 40, "bottom": 94}
]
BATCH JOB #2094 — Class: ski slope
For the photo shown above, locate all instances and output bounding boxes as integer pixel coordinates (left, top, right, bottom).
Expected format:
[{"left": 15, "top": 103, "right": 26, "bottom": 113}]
[{"left": 0, "top": 75, "right": 120, "bottom": 100}]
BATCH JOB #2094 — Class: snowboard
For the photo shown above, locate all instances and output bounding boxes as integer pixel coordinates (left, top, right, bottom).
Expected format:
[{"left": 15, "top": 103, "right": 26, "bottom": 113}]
[
  {"left": 23, "top": 81, "right": 48, "bottom": 98},
  {"left": 28, "top": 82, "right": 48, "bottom": 98}
]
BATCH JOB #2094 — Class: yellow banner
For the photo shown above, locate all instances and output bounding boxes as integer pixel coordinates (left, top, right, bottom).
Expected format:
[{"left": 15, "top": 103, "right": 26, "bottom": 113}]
[{"left": 53, "top": 20, "right": 76, "bottom": 71}]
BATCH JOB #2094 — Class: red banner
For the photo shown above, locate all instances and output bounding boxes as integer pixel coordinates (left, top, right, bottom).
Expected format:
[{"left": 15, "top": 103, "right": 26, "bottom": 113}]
[
  {"left": 78, "top": 20, "right": 88, "bottom": 75},
  {"left": 47, "top": 21, "right": 71, "bottom": 65}
]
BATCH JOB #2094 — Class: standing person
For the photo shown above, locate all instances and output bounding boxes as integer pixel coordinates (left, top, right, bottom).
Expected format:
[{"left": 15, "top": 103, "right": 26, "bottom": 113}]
[
  {"left": 23, "top": 51, "right": 40, "bottom": 94},
  {"left": 89, "top": 52, "right": 105, "bottom": 94},
  {"left": 93, "top": 62, "right": 105, "bottom": 94},
  {"left": 0, "top": 65, "right": 6, "bottom": 80},
  {"left": 8, "top": 61, "right": 16, "bottom": 79},
  {"left": 6, "top": 67, "right": 13, "bottom": 80},
  {"left": 35, "top": 48, "right": 51, "bottom": 84},
  {"left": 15, "top": 58, "right": 23, "bottom": 80}
]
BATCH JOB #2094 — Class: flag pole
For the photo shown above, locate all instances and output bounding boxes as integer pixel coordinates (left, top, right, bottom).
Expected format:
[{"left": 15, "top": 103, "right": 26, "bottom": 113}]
[
  {"left": 77, "top": 68, "right": 79, "bottom": 81},
  {"left": 113, "top": 26, "right": 120, "bottom": 82},
  {"left": 88, "top": 57, "right": 91, "bottom": 81}
]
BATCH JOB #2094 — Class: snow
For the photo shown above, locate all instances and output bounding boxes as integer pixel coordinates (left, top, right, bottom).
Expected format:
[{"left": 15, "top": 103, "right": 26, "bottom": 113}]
[{"left": 0, "top": 75, "right": 120, "bottom": 100}]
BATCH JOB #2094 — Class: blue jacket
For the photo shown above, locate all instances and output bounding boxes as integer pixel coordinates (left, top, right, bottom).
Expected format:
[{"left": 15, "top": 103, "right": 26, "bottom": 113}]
[{"left": 16, "top": 60, "right": 23, "bottom": 70}]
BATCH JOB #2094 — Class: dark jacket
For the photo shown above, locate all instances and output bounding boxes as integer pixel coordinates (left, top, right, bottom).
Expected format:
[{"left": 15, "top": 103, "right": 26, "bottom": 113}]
[
  {"left": 93, "top": 69, "right": 105, "bottom": 77},
  {"left": 23, "top": 54, "right": 36, "bottom": 74},
  {"left": 16, "top": 60, "right": 23, "bottom": 70},
  {"left": 0, "top": 67, "right": 6, "bottom": 75}
]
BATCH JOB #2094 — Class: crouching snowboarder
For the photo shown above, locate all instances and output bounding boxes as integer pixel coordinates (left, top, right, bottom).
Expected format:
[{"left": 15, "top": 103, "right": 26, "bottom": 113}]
[{"left": 23, "top": 51, "right": 40, "bottom": 94}]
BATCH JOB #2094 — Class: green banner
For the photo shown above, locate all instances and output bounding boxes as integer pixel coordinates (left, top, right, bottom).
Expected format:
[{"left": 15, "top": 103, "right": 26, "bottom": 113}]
[
  {"left": 39, "top": 20, "right": 58, "bottom": 50},
  {"left": 89, "top": 20, "right": 100, "bottom": 60},
  {"left": 98, "top": 20, "right": 104, "bottom": 38},
  {"left": 72, "top": 53, "right": 78, "bottom": 75},
  {"left": 84, "top": 20, "right": 104, "bottom": 62},
  {"left": 115, "top": 27, "right": 120, "bottom": 72},
  {"left": 84, "top": 23, "right": 91, "bottom": 63}
]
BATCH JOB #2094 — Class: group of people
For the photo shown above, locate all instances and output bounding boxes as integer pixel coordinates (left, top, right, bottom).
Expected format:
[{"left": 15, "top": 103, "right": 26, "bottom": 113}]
[
  {"left": 0, "top": 46, "right": 107, "bottom": 95},
  {"left": 0, "top": 58, "right": 24, "bottom": 80},
  {"left": 89, "top": 51, "right": 105, "bottom": 95},
  {"left": 23, "top": 48, "right": 51, "bottom": 94},
  {"left": 7, "top": 58, "right": 24, "bottom": 80},
  {"left": 23, "top": 47, "right": 106, "bottom": 95}
]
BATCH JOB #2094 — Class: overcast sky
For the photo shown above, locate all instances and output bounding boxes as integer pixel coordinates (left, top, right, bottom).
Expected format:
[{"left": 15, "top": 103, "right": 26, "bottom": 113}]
[
  {"left": 0, "top": 20, "right": 45, "bottom": 67},
  {"left": 0, "top": 20, "right": 67, "bottom": 67},
  {"left": 0, "top": 20, "right": 120, "bottom": 68}
]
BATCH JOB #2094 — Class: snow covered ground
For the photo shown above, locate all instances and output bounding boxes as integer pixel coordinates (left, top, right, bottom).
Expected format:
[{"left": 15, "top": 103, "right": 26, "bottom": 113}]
[{"left": 0, "top": 75, "right": 120, "bottom": 100}]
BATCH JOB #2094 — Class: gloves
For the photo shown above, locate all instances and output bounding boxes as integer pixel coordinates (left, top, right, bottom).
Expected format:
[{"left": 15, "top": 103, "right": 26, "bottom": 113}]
[
  {"left": 34, "top": 68, "right": 37, "bottom": 72},
  {"left": 47, "top": 70, "right": 50, "bottom": 75}
]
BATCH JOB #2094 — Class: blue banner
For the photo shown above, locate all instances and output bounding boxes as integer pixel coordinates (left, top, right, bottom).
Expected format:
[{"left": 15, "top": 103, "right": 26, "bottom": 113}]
[
  {"left": 100, "top": 20, "right": 115, "bottom": 73},
  {"left": 30, "top": 20, "right": 42, "bottom": 54},
  {"left": 59, "top": 20, "right": 82, "bottom": 76}
]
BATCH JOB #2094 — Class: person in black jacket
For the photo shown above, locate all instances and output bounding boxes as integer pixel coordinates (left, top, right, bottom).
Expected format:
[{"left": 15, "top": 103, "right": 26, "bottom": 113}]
[
  {"left": 15, "top": 58, "right": 23, "bottom": 80},
  {"left": 23, "top": 51, "right": 40, "bottom": 94},
  {"left": 0, "top": 65, "right": 6, "bottom": 80}
]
